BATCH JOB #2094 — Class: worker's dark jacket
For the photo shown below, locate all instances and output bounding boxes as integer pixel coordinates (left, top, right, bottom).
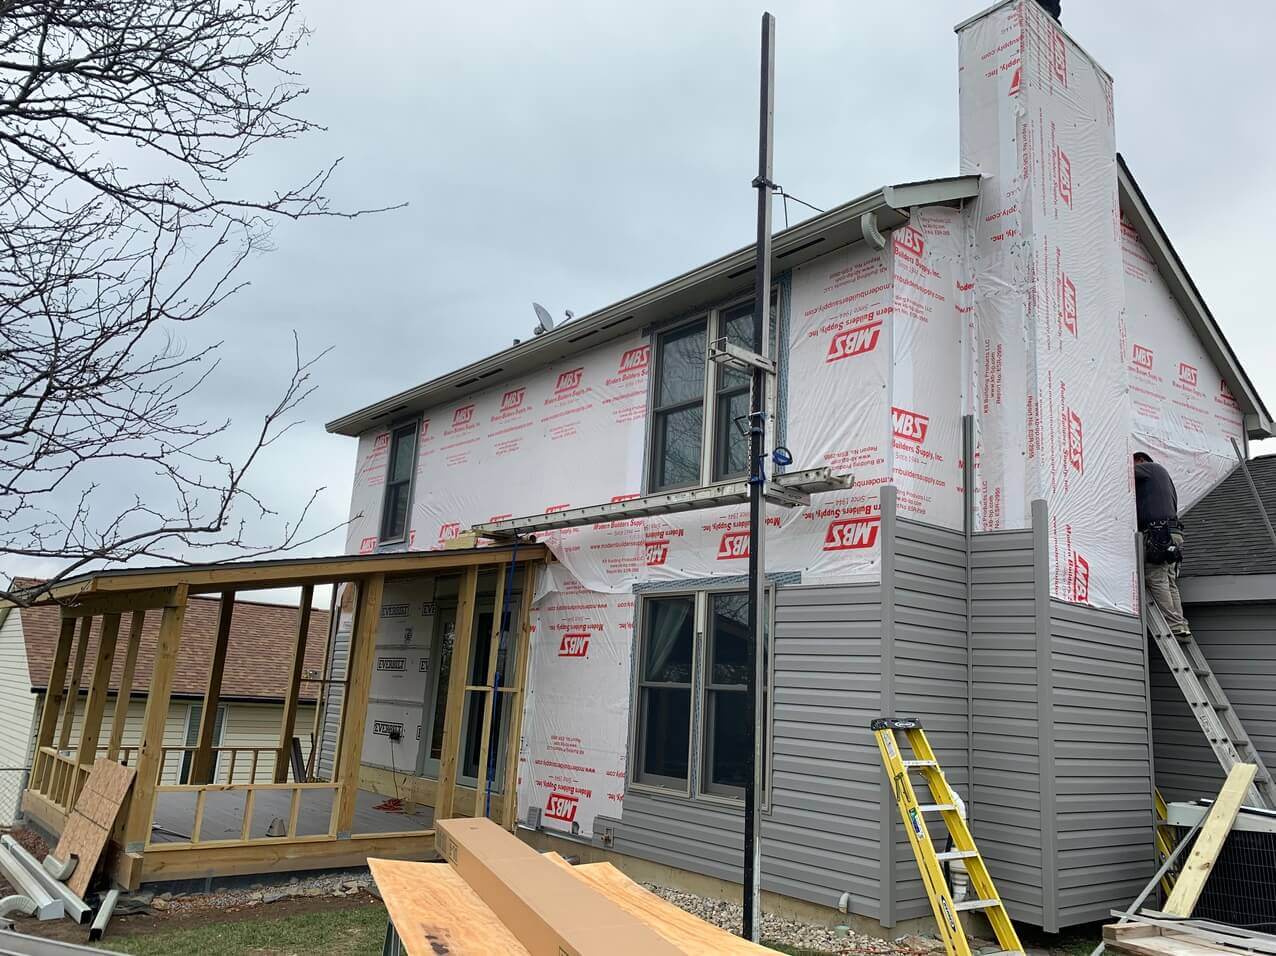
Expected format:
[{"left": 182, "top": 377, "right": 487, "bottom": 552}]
[{"left": 1135, "top": 461, "right": 1179, "bottom": 532}]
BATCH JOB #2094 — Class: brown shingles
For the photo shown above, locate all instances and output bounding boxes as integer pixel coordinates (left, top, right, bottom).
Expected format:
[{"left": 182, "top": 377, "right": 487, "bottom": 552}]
[{"left": 16, "top": 589, "right": 330, "bottom": 703}]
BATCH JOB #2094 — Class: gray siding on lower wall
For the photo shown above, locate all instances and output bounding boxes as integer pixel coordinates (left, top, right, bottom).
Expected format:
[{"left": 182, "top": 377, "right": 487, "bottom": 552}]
[
  {"left": 600, "top": 582, "right": 888, "bottom": 921},
  {"left": 1153, "top": 600, "right": 1276, "bottom": 804},
  {"left": 1048, "top": 600, "right": 1155, "bottom": 928},
  {"left": 317, "top": 613, "right": 350, "bottom": 782},
  {"left": 969, "top": 527, "right": 1044, "bottom": 927},
  {"left": 889, "top": 515, "right": 971, "bottom": 924}
]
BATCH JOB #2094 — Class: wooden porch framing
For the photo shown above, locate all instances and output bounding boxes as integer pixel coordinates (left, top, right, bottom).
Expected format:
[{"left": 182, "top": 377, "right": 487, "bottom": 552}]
[{"left": 13, "top": 545, "right": 547, "bottom": 888}]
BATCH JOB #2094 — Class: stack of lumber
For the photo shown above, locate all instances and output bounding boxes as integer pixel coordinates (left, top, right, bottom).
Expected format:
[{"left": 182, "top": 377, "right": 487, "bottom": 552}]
[
  {"left": 370, "top": 816, "right": 773, "bottom": 955},
  {"left": 1104, "top": 915, "right": 1276, "bottom": 956}
]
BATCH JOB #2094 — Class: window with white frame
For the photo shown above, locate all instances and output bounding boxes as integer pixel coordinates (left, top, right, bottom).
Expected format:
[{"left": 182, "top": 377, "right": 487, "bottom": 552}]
[
  {"left": 647, "top": 294, "right": 778, "bottom": 493},
  {"left": 632, "top": 588, "right": 769, "bottom": 799},
  {"left": 379, "top": 420, "right": 418, "bottom": 543}
]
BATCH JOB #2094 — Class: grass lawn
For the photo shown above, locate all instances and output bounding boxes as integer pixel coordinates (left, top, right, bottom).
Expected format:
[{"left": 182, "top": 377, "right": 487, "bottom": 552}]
[
  {"left": 99, "top": 902, "right": 389, "bottom": 956},
  {"left": 91, "top": 900, "right": 824, "bottom": 956}
]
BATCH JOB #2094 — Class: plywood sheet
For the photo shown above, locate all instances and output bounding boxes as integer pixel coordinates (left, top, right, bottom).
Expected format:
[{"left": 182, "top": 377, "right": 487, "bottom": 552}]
[
  {"left": 54, "top": 759, "right": 136, "bottom": 898},
  {"left": 369, "top": 857, "right": 529, "bottom": 956},
  {"left": 547, "top": 856, "right": 773, "bottom": 955}
]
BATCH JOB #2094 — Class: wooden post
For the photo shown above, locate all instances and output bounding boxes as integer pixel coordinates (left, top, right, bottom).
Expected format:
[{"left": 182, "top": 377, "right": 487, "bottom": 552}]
[
  {"left": 333, "top": 574, "right": 384, "bottom": 835},
  {"left": 474, "top": 566, "right": 506, "bottom": 820},
  {"left": 500, "top": 563, "right": 540, "bottom": 829},
  {"left": 435, "top": 566, "right": 479, "bottom": 821},
  {"left": 33, "top": 615, "right": 77, "bottom": 790},
  {"left": 121, "top": 586, "right": 188, "bottom": 851},
  {"left": 189, "top": 590, "right": 235, "bottom": 785},
  {"left": 1163, "top": 762, "right": 1257, "bottom": 917},
  {"left": 275, "top": 584, "right": 314, "bottom": 782},
  {"left": 107, "top": 612, "right": 145, "bottom": 761},
  {"left": 56, "top": 616, "right": 93, "bottom": 750},
  {"left": 75, "top": 612, "right": 121, "bottom": 775}
]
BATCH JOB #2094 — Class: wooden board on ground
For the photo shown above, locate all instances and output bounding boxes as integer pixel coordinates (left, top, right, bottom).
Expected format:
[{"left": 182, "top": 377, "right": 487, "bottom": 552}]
[
  {"left": 543, "top": 854, "right": 773, "bottom": 955},
  {"left": 54, "top": 758, "right": 136, "bottom": 898},
  {"left": 369, "top": 857, "right": 530, "bottom": 956},
  {"left": 1103, "top": 919, "right": 1276, "bottom": 956}
]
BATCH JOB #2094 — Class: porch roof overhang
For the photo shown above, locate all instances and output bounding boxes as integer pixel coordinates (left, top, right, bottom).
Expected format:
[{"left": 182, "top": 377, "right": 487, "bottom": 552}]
[
  {"left": 6, "top": 543, "right": 548, "bottom": 608},
  {"left": 324, "top": 175, "right": 982, "bottom": 437}
]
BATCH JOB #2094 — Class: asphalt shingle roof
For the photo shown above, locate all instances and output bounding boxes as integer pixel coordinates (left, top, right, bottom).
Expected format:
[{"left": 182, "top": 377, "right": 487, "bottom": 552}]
[
  {"left": 1179, "top": 454, "right": 1276, "bottom": 578},
  {"left": 13, "top": 588, "right": 330, "bottom": 701}
]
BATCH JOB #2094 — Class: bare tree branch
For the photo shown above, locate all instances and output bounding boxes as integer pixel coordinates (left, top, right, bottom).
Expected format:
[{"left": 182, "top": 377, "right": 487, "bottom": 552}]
[{"left": 0, "top": 0, "right": 392, "bottom": 606}]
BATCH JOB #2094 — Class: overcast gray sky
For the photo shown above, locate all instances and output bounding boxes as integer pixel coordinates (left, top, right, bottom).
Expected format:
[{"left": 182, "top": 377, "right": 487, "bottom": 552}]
[{"left": 16, "top": 0, "right": 1274, "bottom": 601}]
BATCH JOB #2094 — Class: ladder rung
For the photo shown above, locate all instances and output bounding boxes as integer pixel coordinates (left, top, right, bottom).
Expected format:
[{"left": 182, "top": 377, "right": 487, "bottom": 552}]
[
  {"left": 936, "top": 849, "right": 978, "bottom": 861},
  {"left": 1212, "top": 703, "right": 1230, "bottom": 711},
  {"left": 954, "top": 898, "right": 1003, "bottom": 912},
  {"left": 917, "top": 803, "right": 956, "bottom": 813},
  {"left": 903, "top": 760, "right": 938, "bottom": 768}
]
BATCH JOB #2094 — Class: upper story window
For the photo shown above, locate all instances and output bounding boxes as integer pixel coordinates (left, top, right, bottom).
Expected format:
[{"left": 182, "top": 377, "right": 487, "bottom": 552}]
[
  {"left": 648, "top": 294, "right": 777, "bottom": 493},
  {"left": 379, "top": 421, "right": 418, "bottom": 543}
]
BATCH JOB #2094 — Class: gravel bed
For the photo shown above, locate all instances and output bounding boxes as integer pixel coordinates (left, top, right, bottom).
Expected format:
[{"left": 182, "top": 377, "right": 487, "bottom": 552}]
[
  {"left": 130, "top": 868, "right": 377, "bottom": 915},
  {"left": 643, "top": 884, "right": 946, "bottom": 955}
]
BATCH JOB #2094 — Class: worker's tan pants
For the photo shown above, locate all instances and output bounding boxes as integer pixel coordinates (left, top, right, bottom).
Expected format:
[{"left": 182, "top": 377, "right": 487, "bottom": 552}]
[{"left": 1145, "top": 531, "right": 1189, "bottom": 634}]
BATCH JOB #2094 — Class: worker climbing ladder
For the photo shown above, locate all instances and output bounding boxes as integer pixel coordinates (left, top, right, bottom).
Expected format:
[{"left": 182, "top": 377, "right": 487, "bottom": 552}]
[
  {"left": 1145, "top": 598, "right": 1275, "bottom": 810},
  {"left": 871, "top": 718, "right": 1023, "bottom": 956}
]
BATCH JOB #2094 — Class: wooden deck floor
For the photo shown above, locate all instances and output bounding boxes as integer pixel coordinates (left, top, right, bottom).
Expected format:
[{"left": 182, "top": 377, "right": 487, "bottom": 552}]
[{"left": 150, "top": 787, "right": 433, "bottom": 843}]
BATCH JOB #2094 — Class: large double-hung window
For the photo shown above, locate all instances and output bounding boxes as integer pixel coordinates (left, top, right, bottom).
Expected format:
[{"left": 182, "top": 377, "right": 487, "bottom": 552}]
[
  {"left": 648, "top": 295, "right": 777, "bottom": 493},
  {"left": 633, "top": 589, "right": 770, "bottom": 799}
]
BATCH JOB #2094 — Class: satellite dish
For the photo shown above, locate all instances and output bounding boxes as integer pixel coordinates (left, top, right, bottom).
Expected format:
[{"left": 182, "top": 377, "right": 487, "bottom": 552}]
[{"left": 532, "top": 302, "right": 555, "bottom": 336}]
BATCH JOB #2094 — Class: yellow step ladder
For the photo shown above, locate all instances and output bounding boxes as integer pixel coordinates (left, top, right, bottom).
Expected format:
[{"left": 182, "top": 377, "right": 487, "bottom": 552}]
[{"left": 871, "top": 717, "right": 1024, "bottom": 956}]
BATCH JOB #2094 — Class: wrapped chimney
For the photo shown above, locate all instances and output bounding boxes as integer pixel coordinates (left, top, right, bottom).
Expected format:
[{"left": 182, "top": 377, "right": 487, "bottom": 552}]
[{"left": 958, "top": 0, "right": 1136, "bottom": 611}]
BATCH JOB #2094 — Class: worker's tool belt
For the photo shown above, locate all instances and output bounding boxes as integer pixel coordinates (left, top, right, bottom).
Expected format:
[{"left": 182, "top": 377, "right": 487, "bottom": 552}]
[{"left": 1143, "top": 520, "right": 1183, "bottom": 565}]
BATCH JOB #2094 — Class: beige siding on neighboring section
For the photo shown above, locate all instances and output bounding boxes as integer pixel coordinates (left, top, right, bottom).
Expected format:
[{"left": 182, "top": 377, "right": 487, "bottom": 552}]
[
  {"left": 0, "top": 611, "right": 38, "bottom": 822},
  {"left": 32, "top": 696, "right": 313, "bottom": 787},
  {"left": 218, "top": 702, "right": 315, "bottom": 784}
]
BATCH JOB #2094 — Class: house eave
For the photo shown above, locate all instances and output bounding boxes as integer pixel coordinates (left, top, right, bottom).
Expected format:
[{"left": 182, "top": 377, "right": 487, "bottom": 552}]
[
  {"left": 1179, "top": 572, "right": 1276, "bottom": 604},
  {"left": 325, "top": 175, "right": 981, "bottom": 437}
]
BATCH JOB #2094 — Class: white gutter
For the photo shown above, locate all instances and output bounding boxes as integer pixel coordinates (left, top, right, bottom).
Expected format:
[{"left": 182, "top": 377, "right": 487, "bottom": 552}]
[{"left": 325, "top": 176, "right": 980, "bottom": 437}]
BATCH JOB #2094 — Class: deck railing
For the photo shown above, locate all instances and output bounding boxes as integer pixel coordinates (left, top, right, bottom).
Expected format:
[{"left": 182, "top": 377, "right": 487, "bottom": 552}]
[
  {"left": 96, "top": 743, "right": 308, "bottom": 785},
  {"left": 30, "top": 747, "right": 85, "bottom": 815},
  {"left": 146, "top": 781, "right": 342, "bottom": 848}
]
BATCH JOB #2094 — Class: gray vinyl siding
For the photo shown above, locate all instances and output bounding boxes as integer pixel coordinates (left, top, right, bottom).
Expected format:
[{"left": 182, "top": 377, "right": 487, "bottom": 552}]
[
  {"left": 1048, "top": 600, "right": 1154, "bottom": 928},
  {"left": 968, "top": 504, "right": 1156, "bottom": 932},
  {"left": 601, "top": 582, "right": 887, "bottom": 920},
  {"left": 593, "top": 490, "right": 1159, "bottom": 932},
  {"left": 766, "top": 582, "right": 886, "bottom": 919},
  {"left": 887, "top": 507, "right": 971, "bottom": 924},
  {"left": 317, "top": 608, "right": 349, "bottom": 782},
  {"left": 1153, "top": 600, "right": 1276, "bottom": 803},
  {"left": 969, "top": 526, "right": 1045, "bottom": 927}
]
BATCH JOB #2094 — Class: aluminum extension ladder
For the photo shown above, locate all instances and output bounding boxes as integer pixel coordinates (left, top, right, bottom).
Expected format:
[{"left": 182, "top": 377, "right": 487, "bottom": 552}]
[
  {"left": 1145, "top": 597, "right": 1275, "bottom": 810},
  {"left": 871, "top": 717, "right": 1024, "bottom": 956}
]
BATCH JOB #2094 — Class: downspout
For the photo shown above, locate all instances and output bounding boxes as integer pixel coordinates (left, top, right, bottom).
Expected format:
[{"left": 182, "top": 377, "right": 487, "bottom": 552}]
[
  {"left": 962, "top": 416, "right": 975, "bottom": 820},
  {"left": 879, "top": 485, "right": 898, "bottom": 927}
]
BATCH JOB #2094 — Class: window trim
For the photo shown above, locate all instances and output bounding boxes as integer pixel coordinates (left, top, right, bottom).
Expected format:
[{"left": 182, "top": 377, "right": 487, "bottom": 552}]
[
  {"left": 630, "top": 592, "right": 697, "bottom": 793},
  {"left": 644, "top": 291, "right": 779, "bottom": 495},
  {"left": 647, "top": 315, "right": 712, "bottom": 494},
  {"left": 628, "top": 585, "right": 775, "bottom": 807},
  {"left": 377, "top": 417, "right": 421, "bottom": 547}
]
